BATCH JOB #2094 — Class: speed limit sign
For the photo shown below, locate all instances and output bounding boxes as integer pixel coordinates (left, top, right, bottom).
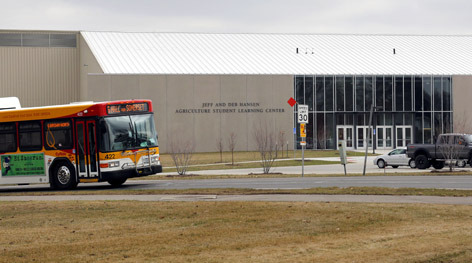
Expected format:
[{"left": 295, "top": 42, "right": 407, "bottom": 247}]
[{"left": 297, "top": 105, "right": 308, "bottom": 123}]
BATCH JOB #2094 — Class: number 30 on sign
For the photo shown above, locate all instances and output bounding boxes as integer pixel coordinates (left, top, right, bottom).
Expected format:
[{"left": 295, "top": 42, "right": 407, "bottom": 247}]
[{"left": 297, "top": 105, "right": 308, "bottom": 123}]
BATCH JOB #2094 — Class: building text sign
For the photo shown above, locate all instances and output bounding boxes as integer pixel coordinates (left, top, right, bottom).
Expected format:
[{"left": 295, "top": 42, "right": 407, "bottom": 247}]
[{"left": 175, "top": 102, "right": 286, "bottom": 114}]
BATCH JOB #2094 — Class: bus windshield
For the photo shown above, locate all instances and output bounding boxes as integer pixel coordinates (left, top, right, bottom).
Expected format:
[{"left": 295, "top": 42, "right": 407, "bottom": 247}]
[{"left": 100, "top": 114, "right": 158, "bottom": 151}]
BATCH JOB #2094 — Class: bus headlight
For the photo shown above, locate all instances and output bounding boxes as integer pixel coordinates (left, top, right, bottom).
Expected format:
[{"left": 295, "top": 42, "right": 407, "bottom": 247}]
[
  {"left": 151, "top": 156, "right": 160, "bottom": 164},
  {"left": 109, "top": 161, "right": 120, "bottom": 168}
]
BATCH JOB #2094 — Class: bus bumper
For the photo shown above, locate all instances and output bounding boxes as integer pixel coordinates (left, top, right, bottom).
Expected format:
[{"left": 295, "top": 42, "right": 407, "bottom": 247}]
[{"left": 101, "top": 165, "right": 163, "bottom": 181}]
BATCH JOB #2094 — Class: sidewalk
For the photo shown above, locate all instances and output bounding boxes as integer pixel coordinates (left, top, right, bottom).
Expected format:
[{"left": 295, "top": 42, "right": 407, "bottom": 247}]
[
  {"left": 162, "top": 155, "right": 433, "bottom": 176},
  {"left": 2, "top": 194, "right": 472, "bottom": 205}
]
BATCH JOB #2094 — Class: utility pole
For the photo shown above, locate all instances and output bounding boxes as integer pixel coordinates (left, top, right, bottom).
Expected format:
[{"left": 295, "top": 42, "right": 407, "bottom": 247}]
[{"left": 363, "top": 104, "right": 375, "bottom": 176}]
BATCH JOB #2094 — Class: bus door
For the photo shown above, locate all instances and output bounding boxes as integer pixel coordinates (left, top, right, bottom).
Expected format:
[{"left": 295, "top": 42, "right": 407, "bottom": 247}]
[{"left": 76, "top": 120, "right": 99, "bottom": 181}]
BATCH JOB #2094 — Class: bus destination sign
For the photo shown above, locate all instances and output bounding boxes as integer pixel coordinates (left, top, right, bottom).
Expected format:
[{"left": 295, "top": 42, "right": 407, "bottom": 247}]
[{"left": 107, "top": 103, "right": 149, "bottom": 115}]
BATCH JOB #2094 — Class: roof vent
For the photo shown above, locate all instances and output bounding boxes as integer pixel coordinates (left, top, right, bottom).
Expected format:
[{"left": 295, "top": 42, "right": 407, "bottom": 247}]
[
  {"left": 296, "top": 47, "right": 314, "bottom": 54},
  {"left": 0, "top": 97, "right": 21, "bottom": 110}
]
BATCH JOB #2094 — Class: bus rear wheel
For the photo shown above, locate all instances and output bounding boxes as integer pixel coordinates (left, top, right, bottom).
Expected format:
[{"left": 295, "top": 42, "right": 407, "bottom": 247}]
[
  {"left": 50, "top": 161, "right": 77, "bottom": 190},
  {"left": 107, "top": 178, "right": 127, "bottom": 187}
]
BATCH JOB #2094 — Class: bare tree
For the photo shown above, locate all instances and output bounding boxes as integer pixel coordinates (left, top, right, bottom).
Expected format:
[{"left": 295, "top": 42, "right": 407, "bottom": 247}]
[
  {"left": 439, "top": 135, "right": 461, "bottom": 172},
  {"left": 253, "top": 121, "right": 277, "bottom": 174},
  {"left": 277, "top": 131, "right": 286, "bottom": 158},
  {"left": 216, "top": 136, "right": 224, "bottom": 163},
  {"left": 316, "top": 128, "right": 327, "bottom": 149},
  {"left": 440, "top": 113, "right": 471, "bottom": 171},
  {"left": 169, "top": 137, "right": 195, "bottom": 175},
  {"left": 227, "top": 132, "right": 237, "bottom": 165}
]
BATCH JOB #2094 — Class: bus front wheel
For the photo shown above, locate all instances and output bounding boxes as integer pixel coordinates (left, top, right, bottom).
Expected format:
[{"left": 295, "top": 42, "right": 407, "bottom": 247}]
[
  {"left": 50, "top": 161, "right": 78, "bottom": 190},
  {"left": 107, "top": 178, "right": 127, "bottom": 187}
]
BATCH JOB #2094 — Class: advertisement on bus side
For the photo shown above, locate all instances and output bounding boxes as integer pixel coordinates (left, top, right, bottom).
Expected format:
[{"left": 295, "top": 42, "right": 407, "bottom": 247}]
[{"left": 1, "top": 153, "right": 45, "bottom": 176}]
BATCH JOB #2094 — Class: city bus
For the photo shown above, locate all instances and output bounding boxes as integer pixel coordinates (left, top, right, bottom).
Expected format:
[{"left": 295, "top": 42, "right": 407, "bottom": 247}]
[{"left": 0, "top": 98, "right": 162, "bottom": 190}]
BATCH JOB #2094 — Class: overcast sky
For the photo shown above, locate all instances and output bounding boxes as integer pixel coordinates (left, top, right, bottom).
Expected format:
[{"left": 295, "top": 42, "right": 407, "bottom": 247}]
[{"left": 1, "top": 0, "right": 471, "bottom": 34}]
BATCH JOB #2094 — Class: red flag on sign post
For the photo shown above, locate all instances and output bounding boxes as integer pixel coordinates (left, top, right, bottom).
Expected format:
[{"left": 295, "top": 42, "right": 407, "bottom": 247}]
[{"left": 287, "top": 97, "right": 297, "bottom": 107}]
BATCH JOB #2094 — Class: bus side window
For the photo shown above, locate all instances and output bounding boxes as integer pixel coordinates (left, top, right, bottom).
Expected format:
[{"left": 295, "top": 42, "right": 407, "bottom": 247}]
[
  {"left": 44, "top": 120, "right": 73, "bottom": 150},
  {"left": 19, "top": 121, "right": 43, "bottom": 151},
  {"left": 0, "top": 123, "right": 17, "bottom": 153}
]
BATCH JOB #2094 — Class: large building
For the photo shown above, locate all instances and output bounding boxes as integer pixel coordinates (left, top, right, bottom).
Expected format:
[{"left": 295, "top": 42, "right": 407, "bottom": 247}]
[{"left": 1, "top": 30, "right": 472, "bottom": 152}]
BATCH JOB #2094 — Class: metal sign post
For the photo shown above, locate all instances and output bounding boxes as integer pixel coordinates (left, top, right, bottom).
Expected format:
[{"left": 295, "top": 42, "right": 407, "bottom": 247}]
[
  {"left": 300, "top": 123, "right": 306, "bottom": 177},
  {"left": 298, "top": 105, "right": 308, "bottom": 177},
  {"left": 338, "top": 140, "right": 347, "bottom": 176}
]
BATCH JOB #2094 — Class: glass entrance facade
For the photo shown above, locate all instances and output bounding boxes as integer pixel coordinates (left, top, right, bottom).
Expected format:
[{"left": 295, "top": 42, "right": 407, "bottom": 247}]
[{"left": 294, "top": 75, "right": 453, "bottom": 149}]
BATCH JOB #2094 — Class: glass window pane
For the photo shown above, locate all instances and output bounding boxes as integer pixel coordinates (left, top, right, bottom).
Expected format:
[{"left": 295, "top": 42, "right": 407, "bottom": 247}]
[
  {"left": 433, "top": 77, "right": 442, "bottom": 111},
  {"left": 295, "top": 76, "right": 304, "bottom": 104},
  {"left": 325, "top": 77, "right": 334, "bottom": 111},
  {"left": 375, "top": 76, "right": 384, "bottom": 111},
  {"left": 357, "top": 114, "right": 365, "bottom": 126},
  {"left": 131, "top": 115, "right": 158, "bottom": 147},
  {"left": 434, "top": 112, "right": 442, "bottom": 142},
  {"left": 414, "top": 113, "right": 423, "bottom": 143},
  {"left": 336, "top": 114, "right": 344, "bottom": 125},
  {"left": 405, "top": 113, "right": 413, "bottom": 125},
  {"left": 404, "top": 76, "right": 412, "bottom": 111},
  {"left": 394, "top": 113, "right": 403, "bottom": 125},
  {"left": 397, "top": 127, "right": 403, "bottom": 147},
  {"left": 77, "top": 123, "right": 86, "bottom": 173},
  {"left": 385, "top": 113, "right": 392, "bottom": 125},
  {"left": 395, "top": 76, "right": 403, "bottom": 111},
  {"left": 443, "top": 77, "right": 451, "bottom": 111},
  {"left": 0, "top": 123, "right": 16, "bottom": 152},
  {"left": 355, "top": 76, "right": 364, "bottom": 112},
  {"left": 377, "top": 113, "right": 384, "bottom": 125},
  {"left": 315, "top": 76, "right": 324, "bottom": 111},
  {"left": 346, "top": 114, "right": 354, "bottom": 125},
  {"left": 378, "top": 128, "right": 384, "bottom": 147},
  {"left": 316, "top": 113, "right": 325, "bottom": 149},
  {"left": 386, "top": 127, "right": 392, "bottom": 147},
  {"left": 424, "top": 112, "right": 432, "bottom": 144},
  {"left": 305, "top": 76, "right": 314, "bottom": 111},
  {"left": 365, "top": 76, "right": 374, "bottom": 111},
  {"left": 443, "top": 112, "right": 452, "bottom": 133},
  {"left": 345, "top": 76, "right": 354, "bottom": 111},
  {"left": 358, "top": 127, "right": 364, "bottom": 148},
  {"left": 307, "top": 113, "right": 314, "bottom": 149},
  {"left": 44, "top": 120, "right": 73, "bottom": 150},
  {"left": 326, "top": 113, "right": 335, "bottom": 149},
  {"left": 384, "top": 76, "right": 393, "bottom": 111},
  {"left": 19, "top": 121, "right": 42, "bottom": 151},
  {"left": 423, "top": 76, "right": 432, "bottom": 111},
  {"left": 336, "top": 76, "right": 344, "bottom": 111},
  {"left": 415, "top": 76, "right": 422, "bottom": 111}
]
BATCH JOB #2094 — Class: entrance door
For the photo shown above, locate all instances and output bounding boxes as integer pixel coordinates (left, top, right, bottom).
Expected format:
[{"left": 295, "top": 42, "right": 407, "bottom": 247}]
[
  {"left": 76, "top": 120, "right": 99, "bottom": 180},
  {"left": 336, "top": 125, "right": 354, "bottom": 149},
  {"left": 356, "top": 126, "right": 373, "bottom": 149},
  {"left": 396, "top": 126, "right": 413, "bottom": 147},
  {"left": 376, "top": 126, "right": 393, "bottom": 150}
]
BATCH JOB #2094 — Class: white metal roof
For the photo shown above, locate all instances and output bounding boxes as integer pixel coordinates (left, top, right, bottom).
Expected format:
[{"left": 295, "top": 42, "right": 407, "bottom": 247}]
[{"left": 81, "top": 32, "right": 472, "bottom": 75}]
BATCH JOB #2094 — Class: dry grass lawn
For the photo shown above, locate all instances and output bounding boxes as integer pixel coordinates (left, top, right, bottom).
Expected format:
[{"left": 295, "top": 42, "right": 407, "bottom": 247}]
[
  {"left": 160, "top": 150, "right": 371, "bottom": 167},
  {"left": 1, "top": 201, "right": 472, "bottom": 262}
]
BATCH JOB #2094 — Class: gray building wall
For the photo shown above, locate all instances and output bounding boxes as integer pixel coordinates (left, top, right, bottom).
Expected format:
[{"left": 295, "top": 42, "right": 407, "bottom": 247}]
[
  {"left": 79, "top": 35, "right": 103, "bottom": 101},
  {"left": 453, "top": 75, "right": 472, "bottom": 132},
  {"left": 87, "top": 74, "right": 294, "bottom": 153},
  {"left": 0, "top": 31, "right": 79, "bottom": 107}
]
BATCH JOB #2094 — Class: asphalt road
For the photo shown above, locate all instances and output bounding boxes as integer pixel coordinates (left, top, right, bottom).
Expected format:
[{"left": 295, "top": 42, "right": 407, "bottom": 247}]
[{"left": 132, "top": 176, "right": 472, "bottom": 190}]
